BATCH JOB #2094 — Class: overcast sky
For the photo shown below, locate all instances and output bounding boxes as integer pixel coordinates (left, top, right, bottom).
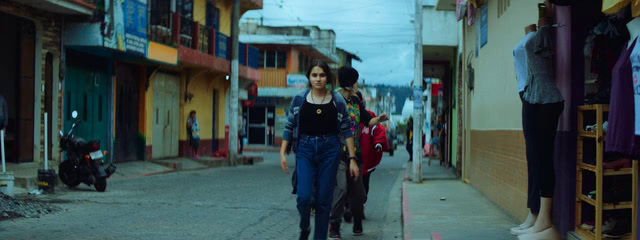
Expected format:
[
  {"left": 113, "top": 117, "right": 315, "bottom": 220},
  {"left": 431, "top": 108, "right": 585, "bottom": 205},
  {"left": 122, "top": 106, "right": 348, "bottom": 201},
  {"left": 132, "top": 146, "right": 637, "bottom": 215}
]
[{"left": 241, "top": 0, "right": 418, "bottom": 86}]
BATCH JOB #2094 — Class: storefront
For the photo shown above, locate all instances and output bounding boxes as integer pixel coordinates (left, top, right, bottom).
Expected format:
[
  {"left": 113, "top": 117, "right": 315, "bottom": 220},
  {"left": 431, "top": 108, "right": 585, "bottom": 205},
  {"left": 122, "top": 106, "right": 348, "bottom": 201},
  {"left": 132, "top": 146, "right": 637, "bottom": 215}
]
[{"left": 458, "top": 0, "right": 640, "bottom": 238}]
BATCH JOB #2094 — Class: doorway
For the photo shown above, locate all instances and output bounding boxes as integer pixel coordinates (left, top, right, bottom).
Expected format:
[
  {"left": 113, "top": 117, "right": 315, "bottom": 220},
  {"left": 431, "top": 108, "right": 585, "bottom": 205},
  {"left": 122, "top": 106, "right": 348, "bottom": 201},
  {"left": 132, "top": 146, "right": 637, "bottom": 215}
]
[
  {"left": 152, "top": 72, "right": 180, "bottom": 159},
  {"left": 64, "top": 65, "right": 110, "bottom": 153},
  {"left": 115, "top": 63, "right": 141, "bottom": 162},
  {"left": 0, "top": 12, "right": 36, "bottom": 163}
]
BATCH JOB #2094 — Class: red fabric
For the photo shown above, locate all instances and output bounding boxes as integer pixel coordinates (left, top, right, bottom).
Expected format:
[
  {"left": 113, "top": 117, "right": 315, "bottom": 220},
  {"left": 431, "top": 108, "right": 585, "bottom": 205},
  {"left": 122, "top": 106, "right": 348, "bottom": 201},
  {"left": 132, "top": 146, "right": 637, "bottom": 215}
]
[{"left": 361, "top": 111, "right": 389, "bottom": 174}]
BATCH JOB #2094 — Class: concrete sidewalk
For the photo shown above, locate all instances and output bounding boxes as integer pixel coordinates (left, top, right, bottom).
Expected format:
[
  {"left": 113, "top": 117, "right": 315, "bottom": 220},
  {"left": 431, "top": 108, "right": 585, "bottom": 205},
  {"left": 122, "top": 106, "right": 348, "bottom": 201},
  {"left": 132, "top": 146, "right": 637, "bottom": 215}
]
[
  {"left": 8, "top": 154, "right": 264, "bottom": 192},
  {"left": 403, "top": 159, "right": 519, "bottom": 240}
]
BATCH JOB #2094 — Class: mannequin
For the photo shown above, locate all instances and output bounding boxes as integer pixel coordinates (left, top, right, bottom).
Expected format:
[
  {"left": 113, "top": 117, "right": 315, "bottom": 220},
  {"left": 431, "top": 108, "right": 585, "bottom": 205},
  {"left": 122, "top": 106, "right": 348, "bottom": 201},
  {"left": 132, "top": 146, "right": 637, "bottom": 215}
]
[
  {"left": 510, "top": 23, "right": 539, "bottom": 235},
  {"left": 517, "top": 1, "right": 565, "bottom": 240},
  {"left": 627, "top": 17, "right": 640, "bottom": 49}
]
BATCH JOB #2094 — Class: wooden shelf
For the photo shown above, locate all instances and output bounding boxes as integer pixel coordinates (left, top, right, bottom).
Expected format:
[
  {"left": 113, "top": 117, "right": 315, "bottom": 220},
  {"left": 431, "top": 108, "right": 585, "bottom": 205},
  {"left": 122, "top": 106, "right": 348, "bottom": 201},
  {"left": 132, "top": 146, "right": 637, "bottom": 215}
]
[
  {"left": 578, "top": 105, "right": 610, "bottom": 112},
  {"left": 578, "top": 195, "right": 633, "bottom": 210},
  {"left": 575, "top": 227, "right": 633, "bottom": 240},
  {"left": 576, "top": 104, "right": 636, "bottom": 240},
  {"left": 577, "top": 163, "right": 633, "bottom": 176},
  {"left": 579, "top": 131, "right": 597, "bottom": 139}
]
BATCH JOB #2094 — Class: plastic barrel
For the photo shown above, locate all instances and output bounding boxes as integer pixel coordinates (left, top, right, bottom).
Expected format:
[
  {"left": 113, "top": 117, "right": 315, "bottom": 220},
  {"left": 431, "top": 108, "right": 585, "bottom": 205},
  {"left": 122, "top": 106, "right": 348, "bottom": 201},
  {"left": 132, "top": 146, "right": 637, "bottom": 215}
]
[
  {"left": 0, "top": 172, "right": 15, "bottom": 196},
  {"left": 37, "top": 169, "right": 56, "bottom": 193}
]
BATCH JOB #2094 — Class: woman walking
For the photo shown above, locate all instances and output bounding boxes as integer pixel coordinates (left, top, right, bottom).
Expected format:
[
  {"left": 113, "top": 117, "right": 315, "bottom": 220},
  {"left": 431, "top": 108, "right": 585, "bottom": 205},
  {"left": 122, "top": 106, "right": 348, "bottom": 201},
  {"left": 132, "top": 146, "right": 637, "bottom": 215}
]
[{"left": 280, "top": 60, "right": 360, "bottom": 240}]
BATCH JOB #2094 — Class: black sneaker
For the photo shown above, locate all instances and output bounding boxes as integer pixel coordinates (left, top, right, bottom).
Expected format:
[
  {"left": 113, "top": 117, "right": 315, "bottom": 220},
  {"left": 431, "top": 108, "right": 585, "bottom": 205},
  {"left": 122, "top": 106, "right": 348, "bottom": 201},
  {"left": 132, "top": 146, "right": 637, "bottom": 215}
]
[
  {"left": 299, "top": 229, "right": 310, "bottom": 240},
  {"left": 343, "top": 211, "right": 352, "bottom": 223},
  {"left": 329, "top": 223, "right": 342, "bottom": 239},
  {"left": 353, "top": 218, "right": 363, "bottom": 236}
]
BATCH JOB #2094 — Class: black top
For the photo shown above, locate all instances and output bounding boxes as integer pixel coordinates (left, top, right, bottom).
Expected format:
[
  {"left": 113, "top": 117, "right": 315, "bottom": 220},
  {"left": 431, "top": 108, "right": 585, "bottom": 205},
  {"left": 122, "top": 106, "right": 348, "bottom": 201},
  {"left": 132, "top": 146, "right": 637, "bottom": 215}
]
[{"left": 300, "top": 100, "right": 338, "bottom": 136}]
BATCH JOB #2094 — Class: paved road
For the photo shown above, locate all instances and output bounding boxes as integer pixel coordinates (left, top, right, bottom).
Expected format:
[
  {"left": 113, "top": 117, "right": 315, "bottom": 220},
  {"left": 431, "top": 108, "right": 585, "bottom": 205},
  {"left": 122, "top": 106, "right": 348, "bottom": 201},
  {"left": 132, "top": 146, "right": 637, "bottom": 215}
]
[{"left": 0, "top": 149, "right": 408, "bottom": 240}]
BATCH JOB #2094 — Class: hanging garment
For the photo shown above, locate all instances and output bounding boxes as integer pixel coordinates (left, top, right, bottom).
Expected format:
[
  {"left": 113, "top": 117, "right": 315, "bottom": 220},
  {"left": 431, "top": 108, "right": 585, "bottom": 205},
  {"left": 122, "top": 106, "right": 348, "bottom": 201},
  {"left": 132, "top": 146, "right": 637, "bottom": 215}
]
[
  {"left": 456, "top": 0, "right": 467, "bottom": 21},
  {"left": 603, "top": 0, "right": 631, "bottom": 14},
  {"left": 467, "top": 2, "right": 475, "bottom": 26},
  {"left": 523, "top": 25, "right": 564, "bottom": 104},
  {"left": 632, "top": 38, "right": 640, "bottom": 140},
  {"left": 607, "top": 38, "right": 640, "bottom": 157}
]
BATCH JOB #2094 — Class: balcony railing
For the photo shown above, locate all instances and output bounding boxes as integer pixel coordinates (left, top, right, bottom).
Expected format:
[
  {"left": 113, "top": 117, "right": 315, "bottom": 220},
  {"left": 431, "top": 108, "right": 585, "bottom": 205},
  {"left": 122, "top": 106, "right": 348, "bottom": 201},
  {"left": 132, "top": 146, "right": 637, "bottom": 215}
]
[
  {"left": 149, "top": 10, "right": 175, "bottom": 46},
  {"left": 179, "top": 15, "right": 194, "bottom": 48},
  {"left": 148, "top": 11, "right": 259, "bottom": 69},
  {"left": 199, "top": 25, "right": 213, "bottom": 55},
  {"left": 216, "top": 32, "right": 230, "bottom": 60},
  {"left": 239, "top": 43, "right": 247, "bottom": 65},
  {"left": 248, "top": 45, "right": 260, "bottom": 69}
]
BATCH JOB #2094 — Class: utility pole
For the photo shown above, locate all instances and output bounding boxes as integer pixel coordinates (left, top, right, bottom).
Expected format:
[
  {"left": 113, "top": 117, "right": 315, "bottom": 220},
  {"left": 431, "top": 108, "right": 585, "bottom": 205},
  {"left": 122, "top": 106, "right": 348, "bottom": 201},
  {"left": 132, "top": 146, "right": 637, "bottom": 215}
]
[
  {"left": 229, "top": 0, "right": 240, "bottom": 165},
  {"left": 412, "top": 0, "right": 423, "bottom": 183}
]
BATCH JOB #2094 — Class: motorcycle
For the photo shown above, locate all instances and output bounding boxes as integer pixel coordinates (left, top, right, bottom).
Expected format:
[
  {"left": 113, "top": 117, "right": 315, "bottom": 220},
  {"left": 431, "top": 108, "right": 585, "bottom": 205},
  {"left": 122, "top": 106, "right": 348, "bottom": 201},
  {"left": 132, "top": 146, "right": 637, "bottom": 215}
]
[{"left": 58, "top": 111, "right": 116, "bottom": 192}]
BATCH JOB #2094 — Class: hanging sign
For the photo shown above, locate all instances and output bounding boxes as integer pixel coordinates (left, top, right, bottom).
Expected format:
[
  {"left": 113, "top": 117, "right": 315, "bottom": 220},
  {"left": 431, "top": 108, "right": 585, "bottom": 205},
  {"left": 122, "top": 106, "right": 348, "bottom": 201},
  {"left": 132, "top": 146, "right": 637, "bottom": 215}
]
[{"left": 481, "top": 4, "right": 488, "bottom": 47}]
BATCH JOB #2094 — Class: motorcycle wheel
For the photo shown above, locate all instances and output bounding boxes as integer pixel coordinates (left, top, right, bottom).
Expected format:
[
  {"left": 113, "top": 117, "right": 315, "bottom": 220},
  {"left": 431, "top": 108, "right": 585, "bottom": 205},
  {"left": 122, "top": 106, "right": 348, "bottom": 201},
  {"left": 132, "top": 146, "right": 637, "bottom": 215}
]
[
  {"left": 94, "top": 177, "right": 107, "bottom": 192},
  {"left": 59, "top": 161, "right": 81, "bottom": 188}
]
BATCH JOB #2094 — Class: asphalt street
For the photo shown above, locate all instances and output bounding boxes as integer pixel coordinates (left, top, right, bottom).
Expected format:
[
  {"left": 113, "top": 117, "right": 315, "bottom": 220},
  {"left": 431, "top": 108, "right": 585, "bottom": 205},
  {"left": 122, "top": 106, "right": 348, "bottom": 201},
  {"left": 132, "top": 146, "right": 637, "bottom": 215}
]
[{"left": 0, "top": 149, "right": 408, "bottom": 240}]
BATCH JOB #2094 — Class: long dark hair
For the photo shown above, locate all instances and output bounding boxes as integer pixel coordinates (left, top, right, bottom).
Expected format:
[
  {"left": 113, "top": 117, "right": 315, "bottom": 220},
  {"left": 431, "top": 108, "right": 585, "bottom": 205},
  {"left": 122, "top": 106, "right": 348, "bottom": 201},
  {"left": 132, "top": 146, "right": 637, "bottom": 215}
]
[{"left": 306, "top": 60, "right": 335, "bottom": 92}]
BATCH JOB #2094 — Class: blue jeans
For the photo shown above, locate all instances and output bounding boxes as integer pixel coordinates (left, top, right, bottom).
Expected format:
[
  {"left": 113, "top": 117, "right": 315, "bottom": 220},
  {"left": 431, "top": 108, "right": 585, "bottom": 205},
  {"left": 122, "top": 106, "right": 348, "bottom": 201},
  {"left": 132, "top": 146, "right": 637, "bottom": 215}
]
[{"left": 296, "top": 135, "right": 341, "bottom": 240}]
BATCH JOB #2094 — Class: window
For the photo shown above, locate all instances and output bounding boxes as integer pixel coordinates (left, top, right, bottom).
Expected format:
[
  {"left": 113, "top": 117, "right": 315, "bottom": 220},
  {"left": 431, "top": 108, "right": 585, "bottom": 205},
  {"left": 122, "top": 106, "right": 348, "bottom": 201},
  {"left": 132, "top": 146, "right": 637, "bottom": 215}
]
[
  {"left": 276, "top": 51, "right": 287, "bottom": 68},
  {"left": 177, "top": 0, "right": 194, "bottom": 19},
  {"left": 261, "top": 50, "right": 288, "bottom": 69},
  {"left": 299, "top": 53, "right": 309, "bottom": 73},
  {"left": 498, "top": 0, "right": 510, "bottom": 18},
  {"left": 266, "top": 51, "right": 276, "bottom": 68},
  {"left": 206, "top": 1, "right": 220, "bottom": 30},
  {"left": 259, "top": 50, "right": 265, "bottom": 68}
]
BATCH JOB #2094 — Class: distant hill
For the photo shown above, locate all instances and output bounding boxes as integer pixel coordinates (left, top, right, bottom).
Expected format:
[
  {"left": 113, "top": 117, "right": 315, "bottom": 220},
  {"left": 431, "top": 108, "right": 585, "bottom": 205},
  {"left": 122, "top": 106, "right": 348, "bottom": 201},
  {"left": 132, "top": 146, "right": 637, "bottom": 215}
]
[{"left": 367, "top": 84, "right": 411, "bottom": 115}]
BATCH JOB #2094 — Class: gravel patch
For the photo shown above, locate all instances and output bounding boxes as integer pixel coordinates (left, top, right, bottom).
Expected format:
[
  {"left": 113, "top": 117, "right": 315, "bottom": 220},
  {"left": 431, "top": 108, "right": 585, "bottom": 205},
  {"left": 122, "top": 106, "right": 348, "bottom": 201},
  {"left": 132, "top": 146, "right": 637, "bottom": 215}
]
[{"left": 0, "top": 193, "right": 62, "bottom": 221}]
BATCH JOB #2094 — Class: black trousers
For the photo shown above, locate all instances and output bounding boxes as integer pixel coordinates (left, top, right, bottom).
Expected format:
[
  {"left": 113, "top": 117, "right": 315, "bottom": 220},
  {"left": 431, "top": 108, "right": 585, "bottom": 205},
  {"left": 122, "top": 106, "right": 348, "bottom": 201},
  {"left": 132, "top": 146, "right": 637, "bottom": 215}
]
[
  {"left": 522, "top": 95, "right": 564, "bottom": 208},
  {"left": 330, "top": 156, "right": 366, "bottom": 224},
  {"left": 521, "top": 92, "right": 540, "bottom": 214}
]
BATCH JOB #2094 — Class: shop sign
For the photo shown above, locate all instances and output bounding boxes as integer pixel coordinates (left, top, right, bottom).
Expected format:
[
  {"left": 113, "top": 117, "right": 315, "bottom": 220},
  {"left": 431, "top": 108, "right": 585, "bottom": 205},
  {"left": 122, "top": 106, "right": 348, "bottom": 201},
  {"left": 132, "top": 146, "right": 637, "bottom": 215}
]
[
  {"left": 242, "top": 100, "right": 255, "bottom": 107},
  {"left": 475, "top": 17, "right": 480, "bottom": 57},
  {"left": 147, "top": 41, "right": 178, "bottom": 65},
  {"left": 99, "top": 0, "right": 148, "bottom": 55},
  {"left": 287, "top": 74, "right": 308, "bottom": 88},
  {"left": 123, "top": 0, "right": 148, "bottom": 55},
  {"left": 481, "top": 4, "right": 488, "bottom": 48},
  {"left": 276, "top": 108, "right": 285, "bottom": 116}
]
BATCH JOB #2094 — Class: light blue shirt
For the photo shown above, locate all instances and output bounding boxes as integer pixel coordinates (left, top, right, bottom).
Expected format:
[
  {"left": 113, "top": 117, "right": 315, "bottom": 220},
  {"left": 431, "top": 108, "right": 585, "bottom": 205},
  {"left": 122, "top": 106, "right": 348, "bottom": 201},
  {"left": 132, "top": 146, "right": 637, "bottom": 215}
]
[{"left": 514, "top": 32, "right": 536, "bottom": 92}]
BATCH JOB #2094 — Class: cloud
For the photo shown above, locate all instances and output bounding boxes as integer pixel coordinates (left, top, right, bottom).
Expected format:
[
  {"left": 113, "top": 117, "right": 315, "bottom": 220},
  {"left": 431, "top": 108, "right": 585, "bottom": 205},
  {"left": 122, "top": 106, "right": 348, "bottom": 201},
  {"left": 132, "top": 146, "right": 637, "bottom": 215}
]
[{"left": 241, "top": 0, "right": 417, "bottom": 86}]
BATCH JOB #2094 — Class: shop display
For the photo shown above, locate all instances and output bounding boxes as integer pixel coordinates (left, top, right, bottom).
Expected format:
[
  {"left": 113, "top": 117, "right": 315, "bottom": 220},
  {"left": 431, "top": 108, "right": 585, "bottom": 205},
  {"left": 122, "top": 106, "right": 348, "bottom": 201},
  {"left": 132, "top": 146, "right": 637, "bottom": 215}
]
[{"left": 575, "top": 104, "right": 638, "bottom": 240}]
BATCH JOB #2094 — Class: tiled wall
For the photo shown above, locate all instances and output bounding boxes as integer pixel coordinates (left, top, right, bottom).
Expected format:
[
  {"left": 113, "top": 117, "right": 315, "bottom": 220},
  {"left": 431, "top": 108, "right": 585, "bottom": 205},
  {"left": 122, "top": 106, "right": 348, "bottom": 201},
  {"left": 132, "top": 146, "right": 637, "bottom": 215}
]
[{"left": 470, "top": 129, "right": 529, "bottom": 221}]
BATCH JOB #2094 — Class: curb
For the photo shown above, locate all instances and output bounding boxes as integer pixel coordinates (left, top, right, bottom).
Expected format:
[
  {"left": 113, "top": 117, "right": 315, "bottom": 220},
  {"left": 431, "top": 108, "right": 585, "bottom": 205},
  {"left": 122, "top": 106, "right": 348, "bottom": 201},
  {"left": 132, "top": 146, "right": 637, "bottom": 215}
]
[{"left": 402, "top": 181, "right": 412, "bottom": 240}]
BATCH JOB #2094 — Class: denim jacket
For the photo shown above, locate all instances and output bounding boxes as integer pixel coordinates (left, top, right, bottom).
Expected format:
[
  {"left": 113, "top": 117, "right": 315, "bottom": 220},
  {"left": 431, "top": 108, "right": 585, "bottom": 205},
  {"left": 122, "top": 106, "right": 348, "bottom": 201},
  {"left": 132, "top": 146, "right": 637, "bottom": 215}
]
[{"left": 283, "top": 89, "right": 354, "bottom": 153}]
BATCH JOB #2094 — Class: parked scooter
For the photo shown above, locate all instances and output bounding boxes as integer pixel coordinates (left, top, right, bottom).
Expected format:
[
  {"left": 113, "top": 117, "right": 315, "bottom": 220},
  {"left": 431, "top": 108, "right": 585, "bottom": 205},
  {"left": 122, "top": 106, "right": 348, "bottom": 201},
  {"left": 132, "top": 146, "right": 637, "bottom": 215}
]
[{"left": 58, "top": 111, "right": 116, "bottom": 192}]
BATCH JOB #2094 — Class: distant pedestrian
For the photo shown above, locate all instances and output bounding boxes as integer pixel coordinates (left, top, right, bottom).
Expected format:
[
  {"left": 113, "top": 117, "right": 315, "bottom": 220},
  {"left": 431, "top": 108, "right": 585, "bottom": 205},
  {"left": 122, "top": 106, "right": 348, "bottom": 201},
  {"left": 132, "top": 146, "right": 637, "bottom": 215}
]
[
  {"left": 406, "top": 117, "right": 414, "bottom": 162},
  {"left": 187, "top": 111, "right": 201, "bottom": 158},
  {"left": 280, "top": 60, "right": 359, "bottom": 240},
  {"left": 329, "top": 66, "right": 389, "bottom": 239},
  {"left": 238, "top": 117, "right": 245, "bottom": 154}
]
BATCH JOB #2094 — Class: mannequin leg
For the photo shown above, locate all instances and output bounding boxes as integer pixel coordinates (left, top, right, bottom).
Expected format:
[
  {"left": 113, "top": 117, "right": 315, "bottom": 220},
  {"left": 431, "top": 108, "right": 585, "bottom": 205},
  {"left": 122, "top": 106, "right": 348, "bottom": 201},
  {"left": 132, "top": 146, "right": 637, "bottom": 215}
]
[{"left": 515, "top": 102, "right": 563, "bottom": 237}]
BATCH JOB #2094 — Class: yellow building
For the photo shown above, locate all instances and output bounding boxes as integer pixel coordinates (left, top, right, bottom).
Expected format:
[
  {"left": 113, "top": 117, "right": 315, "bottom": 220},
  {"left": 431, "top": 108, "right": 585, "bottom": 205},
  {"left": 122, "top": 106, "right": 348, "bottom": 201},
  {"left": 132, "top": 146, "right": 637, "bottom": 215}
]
[{"left": 144, "top": 0, "right": 262, "bottom": 159}]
